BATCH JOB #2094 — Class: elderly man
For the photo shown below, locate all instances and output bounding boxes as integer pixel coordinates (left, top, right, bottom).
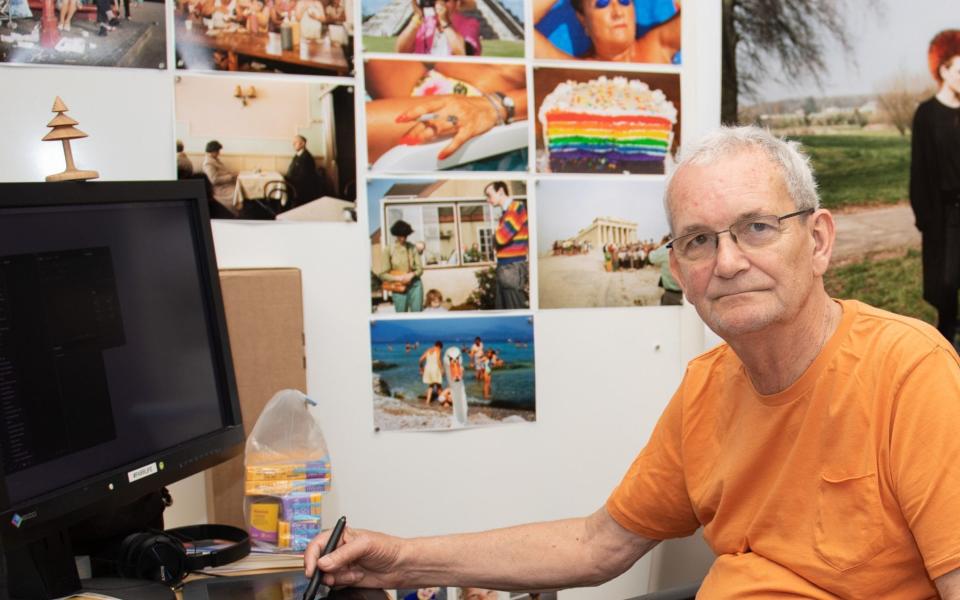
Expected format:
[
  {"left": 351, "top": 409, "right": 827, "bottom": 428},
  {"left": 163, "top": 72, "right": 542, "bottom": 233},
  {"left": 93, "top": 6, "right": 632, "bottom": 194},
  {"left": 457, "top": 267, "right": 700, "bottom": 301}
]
[
  {"left": 305, "top": 127, "right": 960, "bottom": 598},
  {"left": 285, "top": 134, "right": 326, "bottom": 208}
]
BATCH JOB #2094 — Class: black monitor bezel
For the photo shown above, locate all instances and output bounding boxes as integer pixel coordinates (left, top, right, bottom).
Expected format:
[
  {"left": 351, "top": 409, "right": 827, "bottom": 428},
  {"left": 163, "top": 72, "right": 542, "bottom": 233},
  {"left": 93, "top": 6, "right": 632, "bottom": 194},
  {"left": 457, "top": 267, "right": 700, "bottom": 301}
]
[{"left": 0, "top": 180, "right": 244, "bottom": 548}]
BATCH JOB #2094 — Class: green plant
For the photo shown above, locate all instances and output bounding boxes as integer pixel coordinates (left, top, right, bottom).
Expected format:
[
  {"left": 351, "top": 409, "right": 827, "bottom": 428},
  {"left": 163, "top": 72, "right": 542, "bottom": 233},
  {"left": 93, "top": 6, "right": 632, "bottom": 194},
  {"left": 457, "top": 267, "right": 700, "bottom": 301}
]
[{"left": 468, "top": 266, "right": 497, "bottom": 310}]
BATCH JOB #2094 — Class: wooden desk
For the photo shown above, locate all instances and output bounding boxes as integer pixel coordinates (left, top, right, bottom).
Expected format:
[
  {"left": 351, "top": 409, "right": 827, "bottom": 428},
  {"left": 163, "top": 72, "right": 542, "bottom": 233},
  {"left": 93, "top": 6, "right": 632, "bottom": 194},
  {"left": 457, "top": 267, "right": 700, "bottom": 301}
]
[{"left": 176, "top": 21, "right": 349, "bottom": 75}]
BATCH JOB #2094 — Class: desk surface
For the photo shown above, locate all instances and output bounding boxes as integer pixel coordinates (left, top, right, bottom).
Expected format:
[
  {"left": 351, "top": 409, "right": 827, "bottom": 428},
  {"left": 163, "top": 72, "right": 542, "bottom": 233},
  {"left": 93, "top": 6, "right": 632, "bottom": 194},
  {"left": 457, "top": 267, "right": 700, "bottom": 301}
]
[
  {"left": 176, "top": 22, "right": 349, "bottom": 75},
  {"left": 181, "top": 570, "right": 389, "bottom": 600}
]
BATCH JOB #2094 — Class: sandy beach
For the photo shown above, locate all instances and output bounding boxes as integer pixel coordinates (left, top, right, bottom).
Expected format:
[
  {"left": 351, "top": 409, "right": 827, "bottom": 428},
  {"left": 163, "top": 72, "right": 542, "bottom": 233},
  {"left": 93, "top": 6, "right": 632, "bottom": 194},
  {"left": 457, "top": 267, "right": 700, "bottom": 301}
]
[{"left": 373, "top": 391, "right": 534, "bottom": 431}]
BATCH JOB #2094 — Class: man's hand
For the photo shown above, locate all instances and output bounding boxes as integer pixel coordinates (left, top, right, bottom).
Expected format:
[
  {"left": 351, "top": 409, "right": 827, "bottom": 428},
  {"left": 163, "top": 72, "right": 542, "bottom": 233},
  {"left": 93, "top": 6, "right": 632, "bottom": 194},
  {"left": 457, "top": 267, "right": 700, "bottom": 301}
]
[{"left": 304, "top": 526, "right": 406, "bottom": 589}]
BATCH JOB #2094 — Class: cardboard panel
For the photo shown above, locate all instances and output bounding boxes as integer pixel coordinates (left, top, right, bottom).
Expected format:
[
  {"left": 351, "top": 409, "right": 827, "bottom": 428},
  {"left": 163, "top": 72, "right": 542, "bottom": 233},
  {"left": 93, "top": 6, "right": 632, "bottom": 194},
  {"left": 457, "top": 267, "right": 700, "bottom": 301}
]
[{"left": 204, "top": 268, "right": 307, "bottom": 529}]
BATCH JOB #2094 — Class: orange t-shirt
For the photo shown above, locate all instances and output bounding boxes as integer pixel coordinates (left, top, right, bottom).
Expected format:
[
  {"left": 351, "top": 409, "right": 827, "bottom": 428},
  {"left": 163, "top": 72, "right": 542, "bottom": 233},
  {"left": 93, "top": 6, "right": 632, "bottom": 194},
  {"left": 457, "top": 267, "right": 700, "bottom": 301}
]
[{"left": 607, "top": 300, "right": 960, "bottom": 598}]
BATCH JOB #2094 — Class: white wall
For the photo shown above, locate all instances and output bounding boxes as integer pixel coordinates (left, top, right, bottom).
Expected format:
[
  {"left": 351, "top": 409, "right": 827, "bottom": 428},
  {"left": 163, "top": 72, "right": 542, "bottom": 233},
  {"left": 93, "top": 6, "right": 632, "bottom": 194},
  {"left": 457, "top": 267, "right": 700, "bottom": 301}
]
[{"left": 0, "top": 2, "right": 721, "bottom": 595}]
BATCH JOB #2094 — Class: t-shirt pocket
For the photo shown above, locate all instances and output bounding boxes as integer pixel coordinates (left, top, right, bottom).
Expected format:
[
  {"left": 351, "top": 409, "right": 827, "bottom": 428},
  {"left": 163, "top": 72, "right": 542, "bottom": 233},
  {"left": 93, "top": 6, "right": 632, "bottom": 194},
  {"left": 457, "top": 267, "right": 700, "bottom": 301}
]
[{"left": 814, "top": 471, "right": 884, "bottom": 571}]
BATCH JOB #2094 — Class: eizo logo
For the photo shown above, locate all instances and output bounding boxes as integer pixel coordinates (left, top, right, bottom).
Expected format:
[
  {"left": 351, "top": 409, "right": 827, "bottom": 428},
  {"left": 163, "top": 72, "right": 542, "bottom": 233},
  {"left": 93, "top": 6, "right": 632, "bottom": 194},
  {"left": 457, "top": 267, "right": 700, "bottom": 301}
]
[{"left": 11, "top": 511, "right": 36, "bottom": 528}]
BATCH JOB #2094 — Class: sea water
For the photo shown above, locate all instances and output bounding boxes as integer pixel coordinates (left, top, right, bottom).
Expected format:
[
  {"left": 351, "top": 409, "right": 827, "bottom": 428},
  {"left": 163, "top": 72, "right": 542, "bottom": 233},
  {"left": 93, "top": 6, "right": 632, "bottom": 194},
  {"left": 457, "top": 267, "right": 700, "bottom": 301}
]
[{"left": 371, "top": 340, "right": 535, "bottom": 410}]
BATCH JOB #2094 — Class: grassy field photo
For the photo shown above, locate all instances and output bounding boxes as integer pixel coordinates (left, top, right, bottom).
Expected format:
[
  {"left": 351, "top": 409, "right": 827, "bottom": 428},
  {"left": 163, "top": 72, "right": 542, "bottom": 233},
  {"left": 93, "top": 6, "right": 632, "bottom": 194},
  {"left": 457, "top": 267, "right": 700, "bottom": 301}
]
[
  {"left": 721, "top": 0, "right": 955, "bottom": 328},
  {"left": 791, "top": 133, "right": 911, "bottom": 210},
  {"left": 362, "top": 37, "right": 523, "bottom": 57},
  {"left": 825, "top": 249, "right": 935, "bottom": 325}
]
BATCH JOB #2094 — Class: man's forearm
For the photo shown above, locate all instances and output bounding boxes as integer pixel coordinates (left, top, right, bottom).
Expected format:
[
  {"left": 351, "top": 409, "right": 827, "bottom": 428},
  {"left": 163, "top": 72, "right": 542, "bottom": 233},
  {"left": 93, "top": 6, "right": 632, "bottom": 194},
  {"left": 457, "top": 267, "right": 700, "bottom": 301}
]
[
  {"left": 394, "top": 509, "right": 658, "bottom": 591},
  {"left": 936, "top": 568, "right": 960, "bottom": 599}
]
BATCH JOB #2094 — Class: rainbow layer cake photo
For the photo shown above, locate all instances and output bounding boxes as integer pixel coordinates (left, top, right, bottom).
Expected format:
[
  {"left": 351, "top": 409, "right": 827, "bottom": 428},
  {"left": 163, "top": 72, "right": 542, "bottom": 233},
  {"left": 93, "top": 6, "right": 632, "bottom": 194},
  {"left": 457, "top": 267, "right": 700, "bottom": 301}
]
[{"left": 538, "top": 76, "right": 677, "bottom": 174}]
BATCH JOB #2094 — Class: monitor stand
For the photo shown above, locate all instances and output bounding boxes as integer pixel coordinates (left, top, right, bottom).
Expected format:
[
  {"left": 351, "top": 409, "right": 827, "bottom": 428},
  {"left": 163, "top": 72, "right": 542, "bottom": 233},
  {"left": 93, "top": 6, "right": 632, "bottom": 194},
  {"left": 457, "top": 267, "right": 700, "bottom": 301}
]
[{"left": 6, "top": 530, "right": 174, "bottom": 600}]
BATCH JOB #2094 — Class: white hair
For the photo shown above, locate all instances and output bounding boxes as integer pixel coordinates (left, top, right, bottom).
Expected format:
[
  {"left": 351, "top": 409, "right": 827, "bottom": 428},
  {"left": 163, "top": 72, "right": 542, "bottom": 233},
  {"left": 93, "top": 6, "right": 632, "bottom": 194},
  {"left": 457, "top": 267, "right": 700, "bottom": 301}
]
[{"left": 663, "top": 126, "right": 821, "bottom": 233}]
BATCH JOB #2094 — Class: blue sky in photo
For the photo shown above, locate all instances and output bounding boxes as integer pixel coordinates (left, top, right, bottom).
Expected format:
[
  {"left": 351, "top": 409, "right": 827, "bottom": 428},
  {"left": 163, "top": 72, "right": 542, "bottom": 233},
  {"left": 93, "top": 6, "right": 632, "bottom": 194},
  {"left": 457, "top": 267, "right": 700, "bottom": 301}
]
[
  {"left": 367, "top": 178, "right": 398, "bottom": 236},
  {"left": 535, "top": 179, "right": 670, "bottom": 255},
  {"left": 750, "top": 0, "right": 946, "bottom": 102}
]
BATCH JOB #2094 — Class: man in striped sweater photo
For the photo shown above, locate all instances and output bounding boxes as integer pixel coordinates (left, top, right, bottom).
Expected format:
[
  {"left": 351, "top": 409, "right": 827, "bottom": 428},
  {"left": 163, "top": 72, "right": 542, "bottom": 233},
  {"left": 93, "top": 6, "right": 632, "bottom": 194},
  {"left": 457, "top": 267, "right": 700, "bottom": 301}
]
[{"left": 484, "top": 181, "right": 529, "bottom": 310}]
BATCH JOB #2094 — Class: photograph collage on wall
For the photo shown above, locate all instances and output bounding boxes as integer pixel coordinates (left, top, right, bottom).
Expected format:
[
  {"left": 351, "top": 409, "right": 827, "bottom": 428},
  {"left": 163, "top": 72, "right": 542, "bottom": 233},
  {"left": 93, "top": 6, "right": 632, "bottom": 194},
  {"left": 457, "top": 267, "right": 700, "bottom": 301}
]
[
  {"left": 0, "top": 0, "right": 684, "bottom": 434},
  {"left": 363, "top": 0, "right": 684, "bottom": 431},
  {"left": 368, "top": 175, "right": 534, "bottom": 432}
]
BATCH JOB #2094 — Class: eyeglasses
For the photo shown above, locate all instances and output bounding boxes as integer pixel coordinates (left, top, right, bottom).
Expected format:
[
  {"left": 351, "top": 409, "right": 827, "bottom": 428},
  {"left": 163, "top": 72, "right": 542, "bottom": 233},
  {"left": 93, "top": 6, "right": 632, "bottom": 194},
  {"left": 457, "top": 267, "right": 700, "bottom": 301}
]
[
  {"left": 666, "top": 208, "right": 815, "bottom": 262},
  {"left": 594, "top": 0, "right": 631, "bottom": 8}
]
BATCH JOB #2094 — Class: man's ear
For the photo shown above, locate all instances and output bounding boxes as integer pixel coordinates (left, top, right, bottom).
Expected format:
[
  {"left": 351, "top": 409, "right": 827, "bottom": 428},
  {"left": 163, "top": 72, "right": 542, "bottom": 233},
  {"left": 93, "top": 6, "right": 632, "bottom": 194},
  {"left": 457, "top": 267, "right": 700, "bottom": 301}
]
[
  {"left": 668, "top": 249, "right": 686, "bottom": 295},
  {"left": 810, "top": 209, "right": 835, "bottom": 277}
]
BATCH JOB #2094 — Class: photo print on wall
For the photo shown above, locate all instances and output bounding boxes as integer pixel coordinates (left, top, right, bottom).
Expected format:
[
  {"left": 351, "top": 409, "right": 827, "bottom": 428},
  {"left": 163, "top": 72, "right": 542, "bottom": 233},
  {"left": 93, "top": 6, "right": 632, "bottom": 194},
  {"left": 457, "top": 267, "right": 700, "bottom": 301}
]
[
  {"left": 370, "top": 314, "right": 535, "bottom": 432},
  {"left": 536, "top": 178, "right": 675, "bottom": 309},
  {"left": 533, "top": 67, "right": 680, "bottom": 175},
  {"left": 533, "top": 0, "right": 680, "bottom": 65},
  {"left": 369, "top": 178, "right": 529, "bottom": 314},
  {"left": 361, "top": 0, "right": 524, "bottom": 58},
  {"left": 365, "top": 59, "right": 529, "bottom": 173},
  {"left": 720, "top": 0, "right": 948, "bottom": 326},
  {"left": 175, "top": 74, "right": 357, "bottom": 221},
  {"left": 0, "top": 0, "right": 168, "bottom": 68},
  {"left": 174, "top": 0, "right": 354, "bottom": 75}
]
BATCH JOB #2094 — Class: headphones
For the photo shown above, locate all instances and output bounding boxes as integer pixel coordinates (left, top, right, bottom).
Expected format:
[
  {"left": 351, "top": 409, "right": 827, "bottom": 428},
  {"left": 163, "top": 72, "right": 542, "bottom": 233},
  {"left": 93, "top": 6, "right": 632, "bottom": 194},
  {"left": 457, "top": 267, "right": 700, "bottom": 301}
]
[{"left": 115, "top": 524, "right": 250, "bottom": 585}]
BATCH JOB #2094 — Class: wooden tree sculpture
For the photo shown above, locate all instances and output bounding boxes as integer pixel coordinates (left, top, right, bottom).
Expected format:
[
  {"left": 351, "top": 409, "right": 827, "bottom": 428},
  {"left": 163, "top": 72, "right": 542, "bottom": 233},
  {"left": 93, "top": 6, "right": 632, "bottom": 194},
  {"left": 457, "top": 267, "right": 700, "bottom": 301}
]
[{"left": 42, "top": 97, "right": 99, "bottom": 182}]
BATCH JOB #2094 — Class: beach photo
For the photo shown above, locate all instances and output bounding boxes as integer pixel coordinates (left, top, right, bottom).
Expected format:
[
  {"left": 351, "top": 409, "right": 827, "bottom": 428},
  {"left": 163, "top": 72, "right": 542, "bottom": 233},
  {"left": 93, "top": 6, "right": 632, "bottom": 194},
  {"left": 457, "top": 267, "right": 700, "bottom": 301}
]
[
  {"left": 173, "top": 0, "right": 353, "bottom": 75},
  {"left": 1, "top": 0, "right": 166, "bottom": 68},
  {"left": 175, "top": 74, "right": 357, "bottom": 221},
  {"left": 370, "top": 314, "right": 536, "bottom": 432},
  {"left": 365, "top": 58, "right": 529, "bottom": 172},
  {"left": 369, "top": 178, "right": 529, "bottom": 313},
  {"left": 533, "top": 66, "right": 680, "bottom": 174},
  {"left": 537, "top": 178, "right": 673, "bottom": 309},
  {"left": 361, "top": 0, "right": 523, "bottom": 57},
  {"left": 533, "top": 0, "right": 679, "bottom": 64}
]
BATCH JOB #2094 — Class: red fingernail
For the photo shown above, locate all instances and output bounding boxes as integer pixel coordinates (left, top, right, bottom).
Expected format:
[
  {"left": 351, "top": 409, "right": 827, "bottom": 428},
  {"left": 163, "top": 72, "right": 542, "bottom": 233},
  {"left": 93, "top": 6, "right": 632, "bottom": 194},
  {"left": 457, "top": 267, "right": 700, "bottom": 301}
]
[
  {"left": 400, "top": 135, "right": 420, "bottom": 145},
  {"left": 437, "top": 151, "right": 449, "bottom": 160},
  {"left": 395, "top": 115, "right": 408, "bottom": 123}
]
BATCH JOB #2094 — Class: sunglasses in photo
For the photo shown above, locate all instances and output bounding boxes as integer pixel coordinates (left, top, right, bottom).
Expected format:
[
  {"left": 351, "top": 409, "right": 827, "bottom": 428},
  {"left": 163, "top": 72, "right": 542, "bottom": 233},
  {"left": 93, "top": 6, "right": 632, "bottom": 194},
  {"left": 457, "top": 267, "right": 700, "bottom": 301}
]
[{"left": 593, "top": 0, "right": 631, "bottom": 9}]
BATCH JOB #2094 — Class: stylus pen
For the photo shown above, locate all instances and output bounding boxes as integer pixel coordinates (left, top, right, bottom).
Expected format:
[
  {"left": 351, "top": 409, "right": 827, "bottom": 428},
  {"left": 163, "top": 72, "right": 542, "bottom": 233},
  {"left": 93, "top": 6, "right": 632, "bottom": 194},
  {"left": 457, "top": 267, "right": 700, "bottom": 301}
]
[{"left": 303, "top": 516, "right": 347, "bottom": 600}]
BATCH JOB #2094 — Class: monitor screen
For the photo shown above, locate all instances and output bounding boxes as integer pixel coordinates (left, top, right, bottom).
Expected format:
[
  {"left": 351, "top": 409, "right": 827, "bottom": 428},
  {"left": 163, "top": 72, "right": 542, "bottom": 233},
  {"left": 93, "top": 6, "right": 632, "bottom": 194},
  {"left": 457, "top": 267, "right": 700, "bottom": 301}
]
[{"left": 0, "top": 181, "right": 244, "bottom": 598}]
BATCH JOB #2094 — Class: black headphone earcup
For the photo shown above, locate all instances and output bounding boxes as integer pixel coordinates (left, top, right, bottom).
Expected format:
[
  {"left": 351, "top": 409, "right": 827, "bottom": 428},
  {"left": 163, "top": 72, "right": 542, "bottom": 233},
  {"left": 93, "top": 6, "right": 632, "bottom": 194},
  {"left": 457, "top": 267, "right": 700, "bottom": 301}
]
[
  {"left": 118, "top": 532, "right": 187, "bottom": 585},
  {"left": 141, "top": 536, "right": 187, "bottom": 585},
  {"left": 118, "top": 532, "right": 151, "bottom": 578}
]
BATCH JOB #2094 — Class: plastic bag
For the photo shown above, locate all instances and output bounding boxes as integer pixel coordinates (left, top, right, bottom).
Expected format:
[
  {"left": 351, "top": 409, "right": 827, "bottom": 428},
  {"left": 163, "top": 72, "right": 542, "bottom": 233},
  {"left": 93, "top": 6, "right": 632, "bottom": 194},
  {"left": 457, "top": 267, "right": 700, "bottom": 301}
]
[{"left": 244, "top": 389, "right": 331, "bottom": 553}]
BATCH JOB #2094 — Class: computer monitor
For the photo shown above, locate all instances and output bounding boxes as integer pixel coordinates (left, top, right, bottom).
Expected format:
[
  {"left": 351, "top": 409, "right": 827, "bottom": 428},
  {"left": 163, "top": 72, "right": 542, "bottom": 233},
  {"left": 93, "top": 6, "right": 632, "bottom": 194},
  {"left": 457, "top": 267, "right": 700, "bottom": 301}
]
[{"left": 0, "top": 181, "right": 245, "bottom": 599}]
